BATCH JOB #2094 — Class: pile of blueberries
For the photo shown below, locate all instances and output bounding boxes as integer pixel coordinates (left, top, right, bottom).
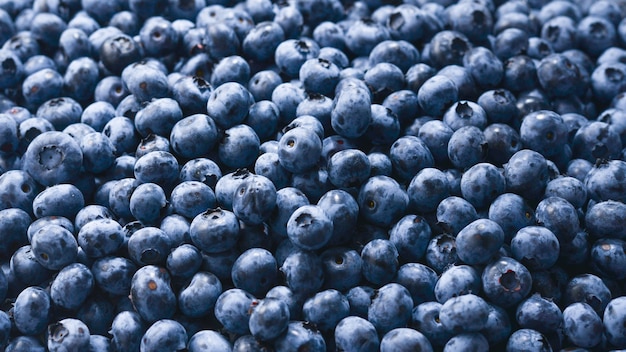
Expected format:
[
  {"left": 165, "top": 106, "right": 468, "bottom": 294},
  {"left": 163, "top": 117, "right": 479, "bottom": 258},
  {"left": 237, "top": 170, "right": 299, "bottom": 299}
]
[{"left": 2, "top": 0, "right": 626, "bottom": 350}]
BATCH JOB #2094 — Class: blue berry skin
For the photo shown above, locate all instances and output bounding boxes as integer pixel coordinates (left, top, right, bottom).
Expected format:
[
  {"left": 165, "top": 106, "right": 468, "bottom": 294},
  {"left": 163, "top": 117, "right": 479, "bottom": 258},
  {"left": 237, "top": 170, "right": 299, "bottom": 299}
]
[
  {"left": 335, "top": 316, "right": 379, "bottom": 352},
  {"left": 109, "top": 311, "right": 146, "bottom": 351},
  {"left": 361, "top": 239, "right": 399, "bottom": 286},
  {"left": 13, "top": 286, "right": 50, "bottom": 336},
  {"left": 447, "top": 126, "right": 488, "bottom": 170},
  {"left": 80, "top": 102, "right": 115, "bottom": 133},
  {"left": 417, "top": 75, "right": 459, "bottom": 117},
  {"left": 129, "top": 183, "right": 168, "bottom": 226},
  {"left": 573, "top": 121, "right": 623, "bottom": 162},
  {"left": 545, "top": 176, "right": 587, "bottom": 209},
  {"left": 417, "top": 121, "right": 454, "bottom": 166},
  {"left": 0, "top": 310, "right": 9, "bottom": 349},
  {"left": 535, "top": 196, "right": 579, "bottom": 243},
  {"left": 585, "top": 160, "right": 626, "bottom": 203},
  {"left": 134, "top": 98, "right": 183, "bottom": 139},
  {"left": 94, "top": 76, "right": 129, "bottom": 107},
  {"left": 169, "top": 114, "right": 218, "bottom": 160},
  {"left": 47, "top": 318, "right": 90, "bottom": 352},
  {"left": 345, "top": 285, "right": 373, "bottom": 319},
  {"left": 460, "top": 162, "right": 506, "bottom": 210},
  {"left": 127, "top": 227, "right": 172, "bottom": 266},
  {"left": 564, "top": 274, "right": 612, "bottom": 316},
  {"left": 179, "top": 158, "right": 222, "bottom": 189},
  {"left": 10, "top": 245, "right": 53, "bottom": 287},
  {"left": 331, "top": 85, "right": 372, "bottom": 139},
  {"left": 130, "top": 265, "right": 177, "bottom": 324},
  {"left": 327, "top": 149, "right": 370, "bottom": 189},
  {"left": 232, "top": 174, "right": 277, "bottom": 226},
  {"left": 586, "top": 200, "right": 626, "bottom": 240},
  {"left": 50, "top": 262, "right": 94, "bottom": 310},
  {"left": 274, "top": 38, "right": 320, "bottom": 78},
  {"left": 302, "top": 289, "right": 349, "bottom": 332},
  {"left": 121, "top": 64, "right": 169, "bottom": 104},
  {"left": 134, "top": 151, "right": 179, "bottom": 191},
  {"left": 206, "top": 82, "right": 253, "bottom": 130},
  {"left": 413, "top": 302, "right": 452, "bottom": 348},
  {"left": 247, "top": 298, "right": 290, "bottom": 341},
  {"left": 31, "top": 224, "right": 78, "bottom": 270},
  {"left": 488, "top": 193, "right": 535, "bottom": 242},
  {"left": 277, "top": 126, "right": 321, "bottom": 174},
  {"left": 440, "top": 294, "right": 490, "bottom": 335},
  {"left": 515, "top": 293, "right": 563, "bottom": 335},
  {"left": 444, "top": 333, "right": 490, "bottom": 352},
  {"left": 434, "top": 264, "right": 482, "bottom": 303},
  {"left": 591, "top": 62, "right": 626, "bottom": 106},
  {"left": 187, "top": 330, "right": 233, "bottom": 351},
  {"left": 367, "top": 152, "right": 393, "bottom": 177},
  {"left": 482, "top": 256, "right": 532, "bottom": 308},
  {"left": 231, "top": 248, "right": 277, "bottom": 297},
  {"left": 436, "top": 196, "right": 479, "bottom": 236},
  {"left": 160, "top": 214, "right": 191, "bottom": 248},
  {"left": 190, "top": 208, "right": 240, "bottom": 254},
  {"left": 299, "top": 58, "right": 340, "bottom": 97},
  {"left": 102, "top": 117, "right": 139, "bottom": 156},
  {"left": 504, "top": 149, "right": 550, "bottom": 202},
  {"left": 369, "top": 40, "right": 420, "bottom": 74},
  {"left": 320, "top": 247, "right": 362, "bottom": 292},
  {"left": 477, "top": 89, "right": 519, "bottom": 125},
  {"left": 273, "top": 320, "right": 325, "bottom": 352},
  {"left": 215, "top": 169, "right": 253, "bottom": 211},
  {"left": 604, "top": 296, "right": 626, "bottom": 348},
  {"left": 178, "top": 271, "right": 222, "bottom": 319},
  {"left": 368, "top": 283, "right": 413, "bottom": 335},
  {"left": 21, "top": 68, "right": 64, "bottom": 109},
  {"left": 171, "top": 76, "right": 212, "bottom": 116},
  {"left": 287, "top": 205, "right": 333, "bottom": 251},
  {"left": 280, "top": 250, "right": 324, "bottom": 297},
  {"left": 395, "top": 263, "right": 437, "bottom": 306},
  {"left": 33, "top": 184, "right": 85, "bottom": 219},
  {"left": 463, "top": 46, "right": 503, "bottom": 89},
  {"left": 0, "top": 113, "right": 17, "bottom": 155},
  {"left": 425, "top": 234, "right": 459, "bottom": 274},
  {"left": 140, "top": 319, "right": 188, "bottom": 352},
  {"left": 108, "top": 178, "right": 138, "bottom": 221},
  {"left": 358, "top": 175, "right": 409, "bottom": 228},
  {"left": 218, "top": 124, "right": 261, "bottom": 169},
  {"left": 506, "top": 328, "right": 552, "bottom": 352},
  {"left": 511, "top": 226, "right": 560, "bottom": 271},
  {"left": 389, "top": 215, "right": 431, "bottom": 263},
  {"left": 563, "top": 302, "right": 603, "bottom": 348},
  {"left": 269, "top": 187, "right": 309, "bottom": 240},
  {"left": 456, "top": 219, "right": 505, "bottom": 265},
  {"left": 246, "top": 101, "right": 280, "bottom": 142},
  {"left": 520, "top": 110, "right": 568, "bottom": 159},
  {"left": 215, "top": 288, "right": 257, "bottom": 336},
  {"left": 0, "top": 208, "right": 30, "bottom": 257},
  {"left": 91, "top": 256, "right": 137, "bottom": 297},
  {"left": 0, "top": 49, "right": 23, "bottom": 90},
  {"left": 170, "top": 181, "right": 216, "bottom": 220},
  {"left": 247, "top": 71, "right": 281, "bottom": 103},
  {"left": 272, "top": 82, "right": 306, "bottom": 126},
  {"left": 22, "top": 131, "right": 83, "bottom": 187},
  {"left": 382, "top": 89, "right": 419, "bottom": 127},
  {"left": 591, "top": 238, "right": 626, "bottom": 280},
  {"left": 166, "top": 244, "right": 202, "bottom": 282},
  {"left": 443, "top": 100, "right": 488, "bottom": 131},
  {"left": 482, "top": 303, "right": 513, "bottom": 346},
  {"left": 254, "top": 152, "right": 290, "bottom": 191},
  {"left": 381, "top": 328, "right": 433, "bottom": 352}
]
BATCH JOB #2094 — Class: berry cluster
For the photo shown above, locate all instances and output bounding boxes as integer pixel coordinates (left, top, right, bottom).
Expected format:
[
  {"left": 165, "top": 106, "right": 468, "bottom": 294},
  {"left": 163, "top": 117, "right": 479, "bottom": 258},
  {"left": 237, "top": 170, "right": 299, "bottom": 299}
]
[{"left": 0, "top": 0, "right": 626, "bottom": 351}]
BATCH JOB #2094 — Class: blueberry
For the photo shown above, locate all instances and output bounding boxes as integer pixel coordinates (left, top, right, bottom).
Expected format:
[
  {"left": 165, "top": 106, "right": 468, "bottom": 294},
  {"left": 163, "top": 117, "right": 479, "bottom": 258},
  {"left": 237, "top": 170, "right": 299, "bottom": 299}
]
[
  {"left": 190, "top": 208, "right": 240, "bottom": 254},
  {"left": 287, "top": 204, "right": 333, "bottom": 251},
  {"left": 334, "top": 316, "right": 379, "bottom": 352},
  {"left": 179, "top": 158, "right": 222, "bottom": 190},
  {"left": 133, "top": 151, "right": 179, "bottom": 190},
  {"left": 231, "top": 248, "right": 277, "bottom": 297},
  {"left": 140, "top": 319, "right": 188, "bottom": 352},
  {"left": 130, "top": 265, "right": 177, "bottom": 323},
  {"left": 506, "top": 328, "right": 552, "bottom": 352},
  {"left": 178, "top": 271, "right": 222, "bottom": 319},
  {"left": 439, "top": 293, "right": 490, "bottom": 334},
  {"left": 214, "top": 288, "right": 257, "bottom": 336},
  {"left": 331, "top": 84, "right": 372, "bottom": 139},
  {"left": 187, "top": 330, "right": 232, "bottom": 352},
  {"left": 50, "top": 262, "right": 94, "bottom": 310},
  {"left": 535, "top": 196, "right": 580, "bottom": 243},
  {"left": 590, "top": 238, "right": 626, "bottom": 280},
  {"left": 368, "top": 282, "right": 413, "bottom": 335},
  {"left": 482, "top": 256, "right": 532, "bottom": 308},
  {"left": 129, "top": 183, "right": 168, "bottom": 225},
  {"left": 447, "top": 126, "right": 488, "bottom": 170},
  {"left": 504, "top": 149, "right": 550, "bottom": 202},
  {"left": 31, "top": 224, "right": 78, "bottom": 270},
  {"left": 22, "top": 131, "right": 83, "bottom": 187},
  {"left": 218, "top": 124, "right": 261, "bottom": 169},
  {"left": 604, "top": 296, "right": 626, "bottom": 348},
  {"left": 389, "top": 135, "right": 434, "bottom": 182},
  {"left": 13, "top": 286, "right": 50, "bottom": 336},
  {"left": 434, "top": 264, "right": 481, "bottom": 303},
  {"left": 280, "top": 250, "right": 324, "bottom": 297},
  {"left": 47, "top": 318, "right": 90, "bottom": 352},
  {"left": 417, "top": 74, "right": 459, "bottom": 117},
  {"left": 277, "top": 126, "right": 322, "bottom": 174},
  {"left": 586, "top": 200, "right": 626, "bottom": 240},
  {"left": 425, "top": 234, "right": 459, "bottom": 274},
  {"left": 360, "top": 239, "right": 399, "bottom": 286},
  {"left": 127, "top": 226, "right": 172, "bottom": 266},
  {"left": 410, "top": 301, "right": 452, "bottom": 348},
  {"left": 299, "top": 58, "right": 341, "bottom": 97},
  {"left": 515, "top": 293, "right": 563, "bottom": 335},
  {"left": 91, "top": 256, "right": 137, "bottom": 296},
  {"left": 0, "top": 207, "right": 31, "bottom": 256}
]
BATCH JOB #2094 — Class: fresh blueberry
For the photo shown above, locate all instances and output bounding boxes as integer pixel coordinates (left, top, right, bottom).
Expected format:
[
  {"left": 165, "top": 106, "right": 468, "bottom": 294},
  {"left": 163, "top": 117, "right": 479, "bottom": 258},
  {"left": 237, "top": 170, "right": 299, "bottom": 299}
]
[
  {"left": 505, "top": 328, "right": 552, "bottom": 352},
  {"left": 140, "top": 319, "right": 188, "bottom": 352},
  {"left": 13, "top": 286, "right": 50, "bottom": 336},
  {"left": 130, "top": 265, "right": 177, "bottom": 324},
  {"left": 280, "top": 250, "right": 324, "bottom": 297},
  {"left": 178, "top": 271, "right": 222, "bottom": 319},
  {"left": 31, "top": 224, "right": 78, "bottom": 270},
  {"left": 231, "top": 248, "right": 277, "bottom": 297},
  {"left": 214, "top": 288, "right": 257, "bottom": 336},
  {"left": 127, "top": 226, "right": 172, "bottom": 266},
  {"left": 368, "top": 282, "right": 413, "bottom": 335},
  {"left": 331, "top": 84, "right": 372, "bottom": 139},
  {"left": 334, "top": 316, "right": 379, "bottom": 352},
  {"left": 47, "top": 318, "right": 90, "bottom": 352},
  {"left": 604, "top": 296, "right": 626, "bottom": 348},
  {"left": 91, "top": 256, "right": 137, "bottom": 297},
  {"left": 190, "top": 208, "right": 240, "bottom": 254},
  {"left": 482, "top": 256, "right": 532, "bottom": 308}
]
